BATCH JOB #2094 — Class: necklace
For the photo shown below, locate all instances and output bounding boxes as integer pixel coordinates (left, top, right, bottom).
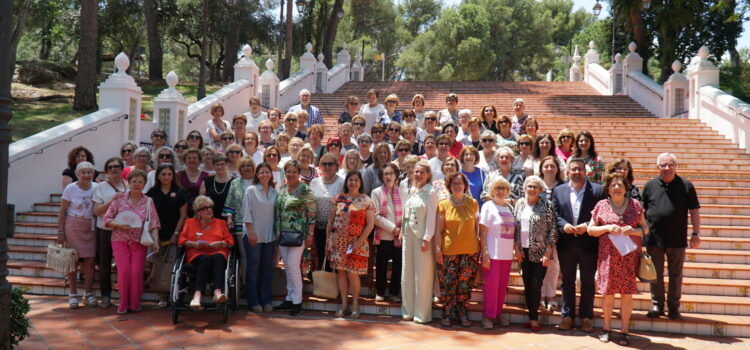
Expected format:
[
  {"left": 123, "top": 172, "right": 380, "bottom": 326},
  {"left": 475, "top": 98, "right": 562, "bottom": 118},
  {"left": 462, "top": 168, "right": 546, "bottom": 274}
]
[
  {"left": 212, "top": 176, "right": 229, "bottom": 195},
  {"left": 107, "top": 178, "right": 125, "bottom": 193},
  {"left": 450, "top": 196, "right": 466, "bottom": 206},
  {"left": 610, "top": 198, "right": 628, "bottom": 213}
]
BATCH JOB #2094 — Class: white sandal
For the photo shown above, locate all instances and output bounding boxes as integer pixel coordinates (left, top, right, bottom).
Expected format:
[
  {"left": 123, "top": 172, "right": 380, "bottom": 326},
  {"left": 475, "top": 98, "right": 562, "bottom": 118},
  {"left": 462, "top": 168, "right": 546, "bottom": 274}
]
[{"left": 69, "top": 294, "right": 79, "bottom": 309}]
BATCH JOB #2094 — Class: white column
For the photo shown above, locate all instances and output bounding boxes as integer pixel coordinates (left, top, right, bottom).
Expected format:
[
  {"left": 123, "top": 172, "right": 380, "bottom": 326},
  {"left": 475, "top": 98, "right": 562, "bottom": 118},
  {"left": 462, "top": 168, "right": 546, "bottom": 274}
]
[
  {"left": 662, "top": 60, "right": 689, "bottom": 118},
  {"left": 234, "top": 44, "right": 259, "bottom": 97},
  {"left": 315, "top": 53, "right": 328, "bottom": 93},
  {"left": 686, "top": 46, "right": 720, "bottom": 119},
  {"left": 609, "top": 53, "right": 623, "bottom": 95},
  {"left": 259, "top": 59, "right": 280, "bottom": 109},
  {"left": 98, "top": 52, "right": 143, "bottom": 144},
  {"left": 583, "top": 41, "right": 600, "bottom": 84},
  {"left": 622, "top": 42, "right": 643, "bottom": 95},
  {"left": 569, "top": 45, "right": 581, "bottom": 82},
  {"left": 153, "top": 71, "right": 189, "bottom": 142},
  {"left": 337, "top": 42, "right": 351, "bottom": 67},
  {"left": 351, "top": 48, "right": 364, "bottom": 81}
]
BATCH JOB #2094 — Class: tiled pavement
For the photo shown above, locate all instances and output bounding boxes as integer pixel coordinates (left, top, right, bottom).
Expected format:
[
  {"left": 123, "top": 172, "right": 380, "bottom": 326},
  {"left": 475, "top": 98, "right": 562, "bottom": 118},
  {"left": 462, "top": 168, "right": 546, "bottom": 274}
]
[{"left": 17, "top": 296, "right": 750, "bottom": 350}]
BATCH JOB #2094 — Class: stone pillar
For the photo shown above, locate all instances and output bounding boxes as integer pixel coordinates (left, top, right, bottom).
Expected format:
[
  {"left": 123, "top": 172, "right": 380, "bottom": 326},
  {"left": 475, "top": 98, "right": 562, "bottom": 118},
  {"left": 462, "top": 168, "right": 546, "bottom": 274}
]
[
  {"left": 622, "top": 42, "right": 643, "bottom": 95},
  {"left": 98, "top": 52, "right": 143, "bottom": 143},
  {"left": 584, "top": 41, "right": 600, "bottom": 85},
  {"left": 153, "top": 71, "right": 189, "bottom": 142},
  {"left": 569, "top": 45, "right": 581, "bottom": 82},
  {"left": 316, "top": 53, "right": 328, "bottom": 93},
  {"left": 609, "top": 53, "right": 623, "bottom": 95},
  {"left": 233, "top": 44, "right": 259, "bottom": 97},
  {"left": 687, "top": 46, "right": 720, "bottom": 119},
  {"left": 336, "top": 42, "right": 351, "bottom": 67},
  {"left": 351, "top": 48, "right": 364, "bottom": 81},
  {"left": 662, "top": 60, "right": 689, "bottom": 118},
  {"left": 259, "top": 59, "right": 280, "bottom": 109}
]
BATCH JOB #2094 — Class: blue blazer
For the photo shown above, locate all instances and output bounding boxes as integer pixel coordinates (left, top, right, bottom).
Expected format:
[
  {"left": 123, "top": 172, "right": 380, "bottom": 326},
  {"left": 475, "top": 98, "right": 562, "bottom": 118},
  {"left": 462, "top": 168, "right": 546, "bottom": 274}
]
[{"left": 551, "top": 180, "right": 606, "bottom": 253}]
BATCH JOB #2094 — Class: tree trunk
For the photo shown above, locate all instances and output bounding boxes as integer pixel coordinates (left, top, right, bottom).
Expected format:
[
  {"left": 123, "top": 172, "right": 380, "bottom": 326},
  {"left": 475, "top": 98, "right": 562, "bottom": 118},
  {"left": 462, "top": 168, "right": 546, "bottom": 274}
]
[
  {"left": 629, "top": 9, "right": 648, "bottom": 75},
  {"left": 278, "top": 0, "right": 284, "bottom": 75},
  {"left": 73, "top": 0, "right": 99, "bottom": 111},
  {"left": 8, "top": 0, "right": 31, "bottom": 82},
  {"left": 143, "top": 0, "right": 163, "bottom": 81},
  {"left": 197, "top": 0, "right": 209, "bottom": 100},
  {"left": 222, "top": 0, "right": 245, "bottom": 82},
  {"left": 282, "top": 0, "right": 293, "bottom": 79},
  {"left": 322, "top": 0, "right": 344, "bottom": 68}
]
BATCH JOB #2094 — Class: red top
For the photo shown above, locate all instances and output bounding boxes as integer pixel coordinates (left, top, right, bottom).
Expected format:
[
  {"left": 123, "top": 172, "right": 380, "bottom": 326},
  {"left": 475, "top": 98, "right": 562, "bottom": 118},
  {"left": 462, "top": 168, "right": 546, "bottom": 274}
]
[
  {"left": 449, "top": 141, "right": 464, "bottom": 159},
  {"left": 179, "top": 217, "right": 235, "bottom": 263}
]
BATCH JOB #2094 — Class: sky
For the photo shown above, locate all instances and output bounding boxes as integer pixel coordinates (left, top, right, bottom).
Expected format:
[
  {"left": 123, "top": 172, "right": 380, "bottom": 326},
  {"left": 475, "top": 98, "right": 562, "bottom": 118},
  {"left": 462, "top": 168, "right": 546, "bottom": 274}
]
[{"left": 442, "top": 0, "right": 750, "bottom": 50}]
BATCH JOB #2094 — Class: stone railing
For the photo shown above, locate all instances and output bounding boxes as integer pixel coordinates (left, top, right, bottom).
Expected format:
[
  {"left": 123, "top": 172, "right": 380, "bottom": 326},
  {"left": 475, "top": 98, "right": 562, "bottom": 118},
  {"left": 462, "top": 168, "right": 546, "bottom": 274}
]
[
  {"left": 579, "top": 42, "right": 750, "bottom": 153},
  {"left": 278, "top": 67, "right": 314, "bottom": 109}
]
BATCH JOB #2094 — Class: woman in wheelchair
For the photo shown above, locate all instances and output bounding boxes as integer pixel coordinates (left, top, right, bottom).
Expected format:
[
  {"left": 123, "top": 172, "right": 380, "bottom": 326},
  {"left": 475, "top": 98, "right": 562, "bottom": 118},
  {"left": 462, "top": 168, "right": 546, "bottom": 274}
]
[{"left": 178, "top": 195, "right": 235, "bottom": 309}]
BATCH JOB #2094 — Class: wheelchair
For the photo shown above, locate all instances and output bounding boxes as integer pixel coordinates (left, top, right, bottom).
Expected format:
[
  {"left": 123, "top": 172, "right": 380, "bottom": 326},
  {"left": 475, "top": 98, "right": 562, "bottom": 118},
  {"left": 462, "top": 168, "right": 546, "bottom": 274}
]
[{"left": 169, "top": 245, "right": 241, "bottom": 324}]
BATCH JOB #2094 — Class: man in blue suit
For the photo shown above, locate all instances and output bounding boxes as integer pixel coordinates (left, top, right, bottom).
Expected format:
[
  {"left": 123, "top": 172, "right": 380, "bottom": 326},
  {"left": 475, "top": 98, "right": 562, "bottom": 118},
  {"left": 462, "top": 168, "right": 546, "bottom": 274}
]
[{"left": 551, "top": 158, "right": 606, "bottom": 333}]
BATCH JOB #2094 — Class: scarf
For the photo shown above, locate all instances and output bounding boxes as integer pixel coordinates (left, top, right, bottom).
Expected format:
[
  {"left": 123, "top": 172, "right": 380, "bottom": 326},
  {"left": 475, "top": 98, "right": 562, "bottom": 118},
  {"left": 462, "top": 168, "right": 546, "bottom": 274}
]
[{"left": 374, "top": 185, "right": 402, "bottom": 245}]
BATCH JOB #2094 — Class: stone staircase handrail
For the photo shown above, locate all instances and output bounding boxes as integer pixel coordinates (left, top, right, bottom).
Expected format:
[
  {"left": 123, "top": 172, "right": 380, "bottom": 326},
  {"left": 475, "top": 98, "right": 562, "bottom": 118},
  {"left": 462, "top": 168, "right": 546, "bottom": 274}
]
[
  {"left": 278, "top": 68, "right": 314, "bottom": 110},
  {"left": 626, "top": 70, "right": 664, "bottom": 117},
  {"left": 698, "top": 85, "right": 750, "bottom": 151},
  {"left": 326, "top": 64, "right": 349, "bottom": 93},
  {"left": 586, "top": 63, "right": 610, "bottom": 95},
  {"left": 186, "top": 79, "right": 253, "bottom": 124}
]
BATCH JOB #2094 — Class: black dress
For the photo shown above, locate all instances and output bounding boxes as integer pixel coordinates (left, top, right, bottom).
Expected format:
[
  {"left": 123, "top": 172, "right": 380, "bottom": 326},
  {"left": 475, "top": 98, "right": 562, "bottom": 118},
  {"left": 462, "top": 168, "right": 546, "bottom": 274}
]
[
  {"left": 146, "top": 185, "right": 188, "bottom": 242},
  {"left": 204, "top": 176, "right": 234, "bottom": 219}
]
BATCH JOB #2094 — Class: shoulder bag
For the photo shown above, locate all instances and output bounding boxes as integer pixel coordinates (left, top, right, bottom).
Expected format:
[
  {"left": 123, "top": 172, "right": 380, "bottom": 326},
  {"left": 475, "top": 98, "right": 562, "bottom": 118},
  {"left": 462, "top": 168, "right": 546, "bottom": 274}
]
[
  {"left": 140, "top": 198, "right": 155, "bottom": 246},
  {"left": 312, "top": 254, "right": 339, "bottom": 299},
  {"left": 638, "top": 252, "right": 657, "bottom": 282},
  {"left": 46, "top": 243, "right": 78, "bottom": 274}
]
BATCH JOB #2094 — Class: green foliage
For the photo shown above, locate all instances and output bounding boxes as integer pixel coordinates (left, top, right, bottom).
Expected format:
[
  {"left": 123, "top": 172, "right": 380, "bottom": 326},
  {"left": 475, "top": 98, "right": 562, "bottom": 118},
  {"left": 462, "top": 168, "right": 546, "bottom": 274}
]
[
  {"left": 398, "top": 0, "right": 443, "bottom": 36},
  {"left": 10, "top": 287, "right": 31, "bottom": 347},
  {"left": 719, "top": 48, "right": 750, "bottom": 102}
]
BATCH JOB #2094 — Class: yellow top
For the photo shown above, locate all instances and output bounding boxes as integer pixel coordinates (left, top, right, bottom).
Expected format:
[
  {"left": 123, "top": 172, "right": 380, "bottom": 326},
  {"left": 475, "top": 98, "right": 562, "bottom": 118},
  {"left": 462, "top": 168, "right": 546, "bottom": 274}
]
[{"left": 437, "top": 197, "right": 480, "bottom": 255}]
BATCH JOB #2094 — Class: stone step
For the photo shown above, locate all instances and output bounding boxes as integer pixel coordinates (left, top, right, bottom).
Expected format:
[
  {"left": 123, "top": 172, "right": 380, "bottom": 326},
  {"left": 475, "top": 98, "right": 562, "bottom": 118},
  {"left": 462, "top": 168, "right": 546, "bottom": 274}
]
[
  {"left": 697, "top": 236, "right": 750, "bottom": 250},
  {"left": 700, "top": 204, "right": 750, "bottom": 216},
  {"left": 8, "top": 233, "right": 56, "bottom": 247},
  {"left": 33, "top": 202, "right": 59, "bottom": 213},
  {"left": 692, "top": 195, "right": 750, "bottom": 206},
  {"left": 8, "top": 245, "right": 48, "bottom": 262},
  {"left": 17, "top": 212, "right": 57, "bottom": 224},
  {"left": 684, "top": 248, "right": 750, "bottom": 264},
  {"left": 698, "top": 224, "right": 750, "bottom": 238},
  {"left": 7, "top": 276, "right": 159, "bottom": 302},
  {"left": 701, "top": 214, "right": 750, "bottom": 226}
]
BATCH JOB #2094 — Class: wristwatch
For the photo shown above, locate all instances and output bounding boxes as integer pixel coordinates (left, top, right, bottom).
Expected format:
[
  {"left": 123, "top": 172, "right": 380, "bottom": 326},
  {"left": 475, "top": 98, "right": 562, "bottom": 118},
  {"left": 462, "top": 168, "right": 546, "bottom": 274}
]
[{"left": 691, "top": 232, "right": 700, "bottom": 237}]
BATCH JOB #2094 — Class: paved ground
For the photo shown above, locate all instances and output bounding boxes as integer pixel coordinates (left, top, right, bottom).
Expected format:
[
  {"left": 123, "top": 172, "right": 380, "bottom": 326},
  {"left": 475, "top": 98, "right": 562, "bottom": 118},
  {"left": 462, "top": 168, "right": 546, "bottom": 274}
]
[{"left": 17, "top": 296, "right": 750, "bottom": 350}]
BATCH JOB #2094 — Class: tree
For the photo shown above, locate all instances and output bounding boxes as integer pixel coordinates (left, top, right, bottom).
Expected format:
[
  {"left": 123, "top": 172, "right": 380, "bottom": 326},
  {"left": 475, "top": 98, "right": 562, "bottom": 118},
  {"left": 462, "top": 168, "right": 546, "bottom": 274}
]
[
  {"left": 398, "top": 0, "right": 443, "bottom": 37},
  {"left": 8, "top": 0, "right": 32, "bottom": 82},
  {"left": 73, "top": 0, "right": 98, "bottom": 111},
  {"left": 144, "top": 0, "right": 163, "bottom": 80},
  {"left": 321, "top": 0, "right": 344, "bottom": 68},
  {"left": 222, "top": 0, "right": 245, "bottom": 82}
]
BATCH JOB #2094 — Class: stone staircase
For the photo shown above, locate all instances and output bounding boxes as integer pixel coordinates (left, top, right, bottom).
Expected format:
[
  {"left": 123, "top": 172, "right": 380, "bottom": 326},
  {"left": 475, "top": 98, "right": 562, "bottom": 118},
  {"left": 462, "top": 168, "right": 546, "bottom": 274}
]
[{"left": 8, "top": 81, "right": 750, "bottom": 337}]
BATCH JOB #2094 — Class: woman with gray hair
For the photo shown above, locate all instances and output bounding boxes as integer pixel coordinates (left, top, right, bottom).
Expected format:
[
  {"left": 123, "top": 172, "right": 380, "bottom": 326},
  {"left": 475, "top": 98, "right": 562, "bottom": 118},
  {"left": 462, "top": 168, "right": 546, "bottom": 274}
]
[
  {"left": 481, "top": 147, "right": 524, "bottom": 203},
  {"left": 57, "top": 161, "right": 98, "bottom": 308},
  {"left": 513, "top": 175, "right": 557, "bottom": 332},
  {"left": 356, "top": 133, "right": 373, "bottom": 166},
  {"left": 122, "top": 146, "right": 152, "bottom": 180},
  {"left": 477, "top": 130, "right": 498, "bottom": 172}
]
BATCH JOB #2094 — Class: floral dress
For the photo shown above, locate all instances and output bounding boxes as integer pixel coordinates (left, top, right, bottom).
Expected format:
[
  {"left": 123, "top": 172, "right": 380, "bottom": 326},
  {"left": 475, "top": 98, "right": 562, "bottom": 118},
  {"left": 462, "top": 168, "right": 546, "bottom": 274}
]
[
  {"left": 327, "top": 193, "right": 375, "bottom": 275},
  {"left": 591, "top": 198, "right": 643, "bottom": 295}
]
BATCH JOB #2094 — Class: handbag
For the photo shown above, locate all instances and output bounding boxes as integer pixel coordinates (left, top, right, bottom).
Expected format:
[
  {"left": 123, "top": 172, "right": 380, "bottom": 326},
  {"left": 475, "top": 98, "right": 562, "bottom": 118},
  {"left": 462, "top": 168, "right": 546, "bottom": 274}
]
[
  {"left": 279, "top": 230, "right": 304, "bottom": 247},
  {"left": 140, "top": 198, "right": 154, "bottom": 246},
  {"left": 46, "top": 243, "right": 78, "bottom": 274},
  {"left": 147, "top": 245, "right": 177, "bottom": 292},
  {"left": 312, "top": 255, "right": 339, "bottom": 299},
  {"left": 638, "top": 252, "right": 657, "bottom": 282}
]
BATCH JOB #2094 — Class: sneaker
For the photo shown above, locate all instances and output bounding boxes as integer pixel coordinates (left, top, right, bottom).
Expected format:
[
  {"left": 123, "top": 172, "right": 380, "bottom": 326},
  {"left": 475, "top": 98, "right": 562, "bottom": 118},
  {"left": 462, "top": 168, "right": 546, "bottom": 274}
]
[
  {"left": 274, "top": 301, "right": 293, "bottom": 311},
  {"left": 68, "top": 295, "right": 79, "bottom": 309},
  {"left": 441, "top": 317, "right": 452, "bottom": 327},
  {"left": 581, "top": 318, "right": 594, "bottom": 333},
  {"left": 482, "top": 318, "right": 494, "bottom": 330},
  {"left": 546, "top": 301, "right": 558, "bottom": 313},
  {"left": 158, "top": 298, "right": 169, "bottom": 308},
  {"left": 263, "top": 304, "right": 273, "bottom": 312},
  {"left": 251, "top": 305, "right": 263, "bottom": 313},
  {"left": 84, "top": 293, "right": 97, "bottom": 308},
  {"left": 99, "top": 296, "right": 112, "bottom": 308},
  {"left": 557, "top": 316, "right": 573, "bottom": 331},
  {"left": 375, "top": 294, "right": 385, "bottom": 302},
  {"left": 498, "top": 314, "right": 510, "bottom": 327}
]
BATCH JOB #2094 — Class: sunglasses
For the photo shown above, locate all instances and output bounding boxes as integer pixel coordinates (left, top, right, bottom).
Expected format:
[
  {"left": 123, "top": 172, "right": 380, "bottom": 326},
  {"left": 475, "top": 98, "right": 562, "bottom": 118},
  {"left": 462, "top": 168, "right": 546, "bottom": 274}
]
[
  {"left": 174, "top": 145, "right": 188, "bottom": 150},
  {"left": 372, "top": 130, "right": 383, "bottom": 134},
  {"left": 519, "top": 142, "right": 531, "bottom": 146},
  {"left": 222, "top": 137, "right": 234, "bottom": 141},
  {"left": 328, "top": 144, "right": 342, "bottom": 148},
  {"left": 349, "top": 102, "right": 359, "bottom": 106},
  {"left": 158, "top": 154, "right": 173, "bottom": 159},
  {"left": 397, "top": 148, "right": 410, "bottom": 152},
  {"left": 358, "top": 139, "right": 372, "bottom": 144},
  {"left": 446, "top": 99, "right": 457, "bottom": 102},
  {"left": 227, "top": 150, "right": 242, "bottom": 155},
  {"left": 286, "top": 118, "right": 297, "bottom": 122},
  {"left": 152, "top": 134, "right": 166, "bottom": 139},
  {"left": 321, "top": 162, "right": 336, "bottom": 167},
  {"left": 266, "top": 153, "right": 279, "bottom": 158},
  {"left": 106, "top": 165, "right": 123, "bottom": 170},
  {"left": 561, "top": 135, "right": 573, "bottom": 139},
  {"left": 481, "top": 139, "right": 495, "bottom": 143},
  {"left": 425, "top": 118, "right": 437, "bottom": 122},
  {"left": 197, "top": 206, "right": 213, "bottom": 212},
  {"left": 388, "top": 128, "right": 401, "bottom": 132},
  {"left": 121, "top": 149, "right": 134, "bottom": 154},
  {"left": 353, "top": 122, "right": 365, "bottom": 127},
  {"left": 187, "top": 135, "right": 201, "bottom": 140}
]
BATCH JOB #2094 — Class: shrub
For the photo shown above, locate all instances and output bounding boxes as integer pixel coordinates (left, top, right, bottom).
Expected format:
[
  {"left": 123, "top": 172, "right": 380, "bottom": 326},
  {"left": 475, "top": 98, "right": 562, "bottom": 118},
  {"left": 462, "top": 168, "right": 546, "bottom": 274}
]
[{"left": 10, "top": 287, "right": 30, "bottom": 348}]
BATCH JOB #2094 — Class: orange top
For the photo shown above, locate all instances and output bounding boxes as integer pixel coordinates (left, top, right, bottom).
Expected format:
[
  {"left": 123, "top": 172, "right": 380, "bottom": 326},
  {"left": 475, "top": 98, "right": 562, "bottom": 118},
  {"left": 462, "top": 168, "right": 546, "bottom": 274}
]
[{"left": 179, "top": 217, "right": 235, "bottom": 263}]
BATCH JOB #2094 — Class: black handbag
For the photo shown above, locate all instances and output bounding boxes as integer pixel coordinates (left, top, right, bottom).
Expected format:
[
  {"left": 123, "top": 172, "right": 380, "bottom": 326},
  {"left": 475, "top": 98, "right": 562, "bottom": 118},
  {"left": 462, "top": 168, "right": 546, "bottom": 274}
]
[{"left": 279, "top": 230, "right": 304, "bottom": 247}]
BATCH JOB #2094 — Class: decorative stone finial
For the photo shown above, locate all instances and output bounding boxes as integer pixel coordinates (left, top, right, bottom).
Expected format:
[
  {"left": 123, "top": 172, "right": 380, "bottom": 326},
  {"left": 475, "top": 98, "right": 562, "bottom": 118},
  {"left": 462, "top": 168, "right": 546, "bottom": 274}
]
[
  {"left": 305, "top": 43, "right": 313, "bottom": 52},
  {"left": 698, "top": 46, "right": 709, "bottom": 60},
  {"left": 573, "top": 45, "right": 580, "bottom": 62},
  {"left": 589, "top": 41, "right": 596, "bottom": 49},
  {"left": 342, "top": 42, "right": 347, "bottom": 50},
  {"left": 265, "top": 58, "right": 275, "bottom": 71},
  {"left": 166, "top": 71, "right": 178, "bottom": 88},
  {"left": 317, "top": 53, "right": 324, "bottom": 61},
  {"left": 672, "top": 60, "right": 682, "bottom": 73},
  {"left": 628, "top": 42, "right": 637, "bottom": 53},
  {"left": 115, "top": 52, "right": 130, "bottom": 73},
  {"left": 355, "top": 48, "right": 362, "bottom": 62},
  {"left": 614, "top": 53, "right": 622, "bottom": 63},
  {"left": 242, "top": 45, "right": 252, "bottom": 57}
]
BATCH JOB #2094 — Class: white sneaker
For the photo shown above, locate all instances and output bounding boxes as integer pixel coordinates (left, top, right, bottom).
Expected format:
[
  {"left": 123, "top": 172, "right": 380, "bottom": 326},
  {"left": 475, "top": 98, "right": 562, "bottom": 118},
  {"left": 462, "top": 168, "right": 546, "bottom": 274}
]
[{"left": 375, "top": 295, "right": 385, "bottom": 302}]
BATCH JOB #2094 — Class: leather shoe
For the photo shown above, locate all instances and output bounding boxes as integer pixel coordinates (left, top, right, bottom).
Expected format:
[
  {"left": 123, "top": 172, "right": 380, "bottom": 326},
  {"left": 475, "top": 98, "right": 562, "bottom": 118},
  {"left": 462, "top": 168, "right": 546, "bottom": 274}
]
[
  {"left": 557, "top": 316, "right": 573, "bottom": 331},
  {"left": 274, "top": 300, "right": 293, "bottom": 311},
  {"left": 646, "top": 306, "right": 664, "bottom": 318},
  {"left": 668, "top": 310, "right": 683, "bottom": 320},
  {"left": 581, "top": 318, "right": 594, "bottom": 333}
]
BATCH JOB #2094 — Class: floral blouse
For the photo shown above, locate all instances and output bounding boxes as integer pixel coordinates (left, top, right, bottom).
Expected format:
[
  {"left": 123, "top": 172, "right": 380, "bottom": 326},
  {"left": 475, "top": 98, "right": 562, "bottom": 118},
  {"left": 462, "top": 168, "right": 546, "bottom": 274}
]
[
  {"left": 103, "top": 193, "right": 161, "bottom": 243},
  {"left": 512, "top": 197, "right": 557, "bottom": 263},
  {"left": 223, "top": 178, "right": 255, "bottom": 232},
  {"left": 582, "top": 156, "right": 605, "bottom": 184},
  {"left": 275, "top": 182, "right": 316, "bottom": 238}
]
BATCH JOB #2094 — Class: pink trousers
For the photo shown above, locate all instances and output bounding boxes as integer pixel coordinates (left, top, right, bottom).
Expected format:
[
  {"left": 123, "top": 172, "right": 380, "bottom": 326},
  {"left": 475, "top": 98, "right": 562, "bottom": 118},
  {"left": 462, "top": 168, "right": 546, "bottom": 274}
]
[
  {"left": 112, "top": 241, "right": 147, "bottom": 312},
  {"left": 483, "top": 259, "right": 512, "bottom": 319}
]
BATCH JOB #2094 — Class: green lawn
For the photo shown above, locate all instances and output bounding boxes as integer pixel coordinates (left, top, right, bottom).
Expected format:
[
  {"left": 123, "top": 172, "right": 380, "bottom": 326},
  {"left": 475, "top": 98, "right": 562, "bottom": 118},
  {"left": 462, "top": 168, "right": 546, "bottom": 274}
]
[{"left": 10, "top": 82, "right": 223, "bottom": 142}]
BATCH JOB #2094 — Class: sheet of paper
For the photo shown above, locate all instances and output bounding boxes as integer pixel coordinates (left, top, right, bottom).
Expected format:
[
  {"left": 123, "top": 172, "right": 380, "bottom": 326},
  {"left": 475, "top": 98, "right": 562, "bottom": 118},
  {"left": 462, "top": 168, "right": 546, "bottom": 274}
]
[{"left": 609, "top": 234, "right": 637, "bottom": 256}]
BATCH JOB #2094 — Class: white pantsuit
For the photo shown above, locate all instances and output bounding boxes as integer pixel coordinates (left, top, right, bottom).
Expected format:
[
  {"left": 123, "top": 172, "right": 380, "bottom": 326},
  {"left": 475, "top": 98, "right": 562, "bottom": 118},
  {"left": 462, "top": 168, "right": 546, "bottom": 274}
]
[{"left": 401, "top": 184, "right": 438, "bottom": 323}]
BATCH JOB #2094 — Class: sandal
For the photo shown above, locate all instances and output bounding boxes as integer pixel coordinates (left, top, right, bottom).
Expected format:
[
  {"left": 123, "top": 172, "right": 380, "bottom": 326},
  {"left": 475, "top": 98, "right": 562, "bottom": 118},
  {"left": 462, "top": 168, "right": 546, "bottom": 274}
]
[
  {"left": 69, "top": 295, "right": 79, "bottom": 309},
  {"left": 618, "top": 332, "right": 631, "bottom": 346},
  {"left": 460, "top": 316, "right": 472, "bottom": 328},
  {"left": 598, "top": 330, "right": 611, "bottom": 343},
  {"left": 84, "top": 293, "right": 97, "bottom": 307},
  {"left": 441, "top": 317, "right": 452, "bottom": 327}
]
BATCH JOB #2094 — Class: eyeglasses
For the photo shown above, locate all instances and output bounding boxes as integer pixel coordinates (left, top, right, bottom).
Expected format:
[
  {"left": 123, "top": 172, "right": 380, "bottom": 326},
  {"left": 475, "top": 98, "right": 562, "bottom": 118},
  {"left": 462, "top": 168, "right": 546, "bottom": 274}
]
[
  {"left": 187, "top": 135, "right": 201, "bottom": 140},
  {"left": 425, "top": 118, "right": 437, "bottom": 122},
  {"left": 561, "top": 135, "right": 573, "bottom": 139},
  {"left": 222, "top": 137, "right": 234, "bottom": 141},
  {"left": 227, "top": 150, "right": 242, "bottom": 155},
  {"left": 197, "top": 206, "right": 213, "bottom": 212},
  {"left": 135, "top": 154, "right": 150, "bottom": 159},
  {"left": 106, "top": 165, "right": 122, "bottom": 170},
  {"left": 382, "top": 171, "right": 396, "bottom": 177},
  {"left": 266, "top": 153, "right": 279, "bottom": 158},
  {"left": 121, "top": 148, "right": 134, "bottom": 154},
  {"left": 174, "top": 145, "right": 188, "bottom": 150},
  {"left": 353, "top": 122, "right": 365, "bottom": 127},
  {"left": 372, "top": 130, "right": 383, "bottom": 134},
  {"left": 321, "top": 162, "right": 336, "bottom": 167},
  {"left": 481, "top": 139, "right": 495, "bottom": 143},
  {"left": 397, "top": 148, "right": 410, "bottom": 153},
  {"left": 388, "top": 128, "right": 401, "bottom": 132},
  {"left": 519, "top": 142, "right": 531, "bottom": 146},
  {"left": 499, "top": 121, "right": 510, "bottom": 125},
  {"left": 286, "top": 118, "right": 297, "bottom": 122},
  {"left": 658, "top": 163, "right": 675, "bottom": 169},
  {"left": 158, "top": 154, "right": 173, "bottom": 159},
  {"left": 349, "top": 102, "right": 359, "bottom": 106},
  {"left": 152, "top": 134, "right": 166, "bottom": 139},
  {"left": 437, "top": 142, "right": 451, "bottom": 147},
  {"left": 328, "top": 144, "right": 342, "bottom": 148}
]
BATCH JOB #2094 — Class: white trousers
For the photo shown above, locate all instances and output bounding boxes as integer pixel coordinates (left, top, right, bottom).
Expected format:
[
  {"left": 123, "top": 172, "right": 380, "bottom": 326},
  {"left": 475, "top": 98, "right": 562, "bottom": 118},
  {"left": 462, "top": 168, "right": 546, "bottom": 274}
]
[
  {"left": 401, "top": 230, "right": 435, "bottom": 323},
  {"left": 279, "top": 245, "right": 305, "bottom": 304}
]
